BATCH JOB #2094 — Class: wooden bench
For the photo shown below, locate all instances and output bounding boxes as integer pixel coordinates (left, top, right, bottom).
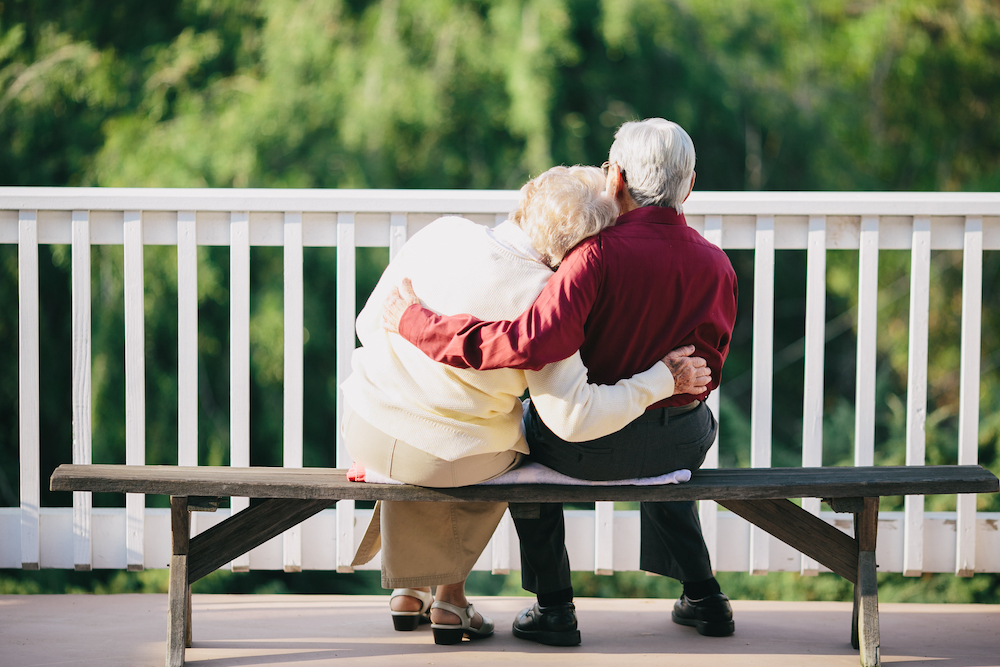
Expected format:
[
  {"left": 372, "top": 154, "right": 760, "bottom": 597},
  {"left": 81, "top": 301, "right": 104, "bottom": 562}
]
[{"left": 50, "top": 463, "right": 998, "bottom": 667}]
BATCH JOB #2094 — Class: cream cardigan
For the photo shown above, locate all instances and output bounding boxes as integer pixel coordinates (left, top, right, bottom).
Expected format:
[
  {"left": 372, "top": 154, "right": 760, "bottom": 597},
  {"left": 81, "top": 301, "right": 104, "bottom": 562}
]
[{"left": 342, "top": 216, "right": 676, "bottom": 462}]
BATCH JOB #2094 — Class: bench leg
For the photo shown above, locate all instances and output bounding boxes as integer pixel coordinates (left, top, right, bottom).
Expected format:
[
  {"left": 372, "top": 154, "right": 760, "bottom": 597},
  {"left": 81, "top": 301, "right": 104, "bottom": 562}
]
[
  {"left": 856, "top": 550, "right": 880, "bottom": 666},
  {"left": 851, "top": 580, "right": 860, "bottom": 650},
  {"left": 167, "top": 554, "right": 189, "bottom": 667},
  {"left": 167, "top": 497, "right": 190, "bottom": 667},
  {"left": 853, "top": 497, "right": 880, "bottom": 667},
  {"left": 185, "top": 583, "right": 192, "bottom": 648}
]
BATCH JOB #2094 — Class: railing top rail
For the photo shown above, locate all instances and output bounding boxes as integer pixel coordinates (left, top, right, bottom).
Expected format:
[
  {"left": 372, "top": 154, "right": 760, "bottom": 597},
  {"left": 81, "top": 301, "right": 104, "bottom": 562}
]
[
  {"left": 0, "top": 187, "right": 521, "bottom": 213},
  {"left": 1, "top": 187, "right": 1000, "bottom": 216}
]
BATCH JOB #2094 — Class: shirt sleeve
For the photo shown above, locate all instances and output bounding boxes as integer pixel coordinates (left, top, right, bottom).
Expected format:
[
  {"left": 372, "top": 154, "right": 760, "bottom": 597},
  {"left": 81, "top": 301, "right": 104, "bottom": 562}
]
[
  {"left": 525, "top": 352, "right": 676, "bottom": 442},
  {"left": 397, "top": 242, "right": 603, "bottom": 370}
]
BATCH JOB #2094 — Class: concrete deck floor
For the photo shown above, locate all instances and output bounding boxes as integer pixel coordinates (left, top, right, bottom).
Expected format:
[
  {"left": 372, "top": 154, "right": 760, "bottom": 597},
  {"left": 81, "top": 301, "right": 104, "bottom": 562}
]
[{"left": 2, "top": 594, "right": 998, "bottom": 667}]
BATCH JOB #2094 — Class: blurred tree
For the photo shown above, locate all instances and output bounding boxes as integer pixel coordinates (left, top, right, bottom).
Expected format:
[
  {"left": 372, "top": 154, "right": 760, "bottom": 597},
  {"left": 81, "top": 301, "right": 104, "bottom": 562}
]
[{"left": 1, "top": 0, "right": 998, "bottom": 597}]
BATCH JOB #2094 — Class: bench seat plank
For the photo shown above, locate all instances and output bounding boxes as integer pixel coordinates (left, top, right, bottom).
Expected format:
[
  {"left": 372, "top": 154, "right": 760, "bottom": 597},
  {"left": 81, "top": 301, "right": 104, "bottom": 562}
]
[
  {"left": 47, "top": 463, "right": 998, "bottom": 667},
  {"left": 50, "top": 464, "right": 999, "bottom": 502}
]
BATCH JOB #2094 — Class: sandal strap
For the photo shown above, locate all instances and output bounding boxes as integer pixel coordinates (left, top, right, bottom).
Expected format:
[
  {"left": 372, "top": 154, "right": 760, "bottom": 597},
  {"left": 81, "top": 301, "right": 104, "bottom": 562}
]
[
  {"left": 430, "top": 601, "right": 493, "bottom": 637},
  {"left": 390, "top": 588, "right": 433, "bottom": 614},
  {"left": 430, "top": 600, "right": 473, "bottom": 621}
]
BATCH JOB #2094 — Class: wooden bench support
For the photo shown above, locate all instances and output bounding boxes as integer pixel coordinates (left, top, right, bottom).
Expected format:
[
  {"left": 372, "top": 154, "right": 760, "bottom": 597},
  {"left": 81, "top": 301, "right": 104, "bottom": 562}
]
[
  {"left": 717, "top": 498, "right": 859, "bottom": 583},
  {"left": 852, "top": 497, "right": 880, "bottom": 667},
  {"left": 187, "top": 497, "right": 332, "bottom": 583},
  {"left": 165, "top": 496, "right": 332, "bottom": 667},
  {"left": 167, "top": 496, "right": 189, "bottom": 667},
  {"left": 719, "top": 496, "right": 884, "bottom": 666},
  {"left": 48, "top": 464, "right": 996, "bottom": 667}
]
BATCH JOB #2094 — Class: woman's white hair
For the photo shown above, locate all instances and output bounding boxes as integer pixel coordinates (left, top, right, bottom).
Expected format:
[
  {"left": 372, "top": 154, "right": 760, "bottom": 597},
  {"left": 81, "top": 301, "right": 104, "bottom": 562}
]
[
  {"left": 512, "top": 165, "right": 619, "bottom": 268},
  {"left": 608, "top": 118, "right": 696, "bottom": 212}
]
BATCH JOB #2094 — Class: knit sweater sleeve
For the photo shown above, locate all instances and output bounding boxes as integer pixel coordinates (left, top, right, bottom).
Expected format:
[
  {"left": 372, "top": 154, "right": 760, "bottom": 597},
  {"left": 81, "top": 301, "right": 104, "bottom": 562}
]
[{"left": 524, "top": 352, "right": 676, "bottom": 443}]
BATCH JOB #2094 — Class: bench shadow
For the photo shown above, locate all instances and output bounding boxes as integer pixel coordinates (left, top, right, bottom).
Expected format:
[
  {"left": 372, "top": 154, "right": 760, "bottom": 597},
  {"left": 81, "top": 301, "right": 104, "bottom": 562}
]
[{"left": 178, "top": 603, "right": 998, "bottom": 667}]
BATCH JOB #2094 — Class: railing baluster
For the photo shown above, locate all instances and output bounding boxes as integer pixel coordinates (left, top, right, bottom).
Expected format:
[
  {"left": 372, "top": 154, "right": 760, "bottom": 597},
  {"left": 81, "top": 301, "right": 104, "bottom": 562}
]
[
  {"left": 956, "top": 216, "right": 983, "bottom": 577},
  {"left": 336, "top": 212, "right": 357, "bottom": 572},
  {"left": 177, "top": 211, "right": 198, "bottom": 467},
  {"left": 594, "top": 501, "right": 614, "bottom": 576},
  {"left": 1, "top": 190, "right": 997, "bottom": 578},
  {"left": 18, "top": 210, "right": 40, "bottom": 570},
  {"left": 903, "top": 217, "right": 931, "bottom": 577},
  {"left": 230, "top": 211, "right": 251, "bottom": 571},
  {"left": 701, "top": 391, "right": 721, "bottom": 574},
  {"left": 283, "top": 212, "right": 304, "bottom": 572},
  {"left": 801, "top": 215, "right": 827, "bottom": 576},
  {"left": 71, "top": 210, "right": 93, "bottom": 571},
  {"left": 177, "top": 210, "right": 199, "bottom": 540},
  {"left": 491, "top": 511, "right": 512, "bottom": 575},
  {"left": 749, "top": 215, "right": 775, "bottom": 575},
  {"left": 699, "top": 215, "right": 723, "bottom": 572},
  {"left": 124, "top": 210, "right": 145, "bottom": 571},
  {"left": 855, "top": 216, "right": 880, "bottom": 467}
]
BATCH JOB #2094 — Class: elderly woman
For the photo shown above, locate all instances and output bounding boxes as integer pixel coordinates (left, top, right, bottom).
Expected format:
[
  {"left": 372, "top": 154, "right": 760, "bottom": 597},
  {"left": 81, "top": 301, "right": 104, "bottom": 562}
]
[{"left": 341, "top": 166, "right": 709, "bottom": 645}]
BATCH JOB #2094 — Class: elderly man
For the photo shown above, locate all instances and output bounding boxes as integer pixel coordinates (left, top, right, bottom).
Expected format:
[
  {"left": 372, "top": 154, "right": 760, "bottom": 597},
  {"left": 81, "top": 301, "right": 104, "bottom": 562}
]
[{"left": 383, "top": 118, "right": 738, "bottom": 645}]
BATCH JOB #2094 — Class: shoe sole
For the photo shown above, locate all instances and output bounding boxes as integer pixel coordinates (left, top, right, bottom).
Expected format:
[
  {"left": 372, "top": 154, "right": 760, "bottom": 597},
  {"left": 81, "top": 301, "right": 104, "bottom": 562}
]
[
  {"left": 432, "top": 627, "right": 494, "bottom": 645},
  {"left": 671, "top": 611, "right": 735, "bottom": 637},
  {"left": 392, "top": 614, "right": 430, "bottom": 631},
  {"left": 512, "top": 625, "right": 582, "bottom": 646}
]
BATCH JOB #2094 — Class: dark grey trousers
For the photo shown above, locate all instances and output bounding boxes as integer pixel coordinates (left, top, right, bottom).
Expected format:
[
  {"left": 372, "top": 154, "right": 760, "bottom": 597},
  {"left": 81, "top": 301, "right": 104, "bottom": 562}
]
[{"left": 514, "top": 400, "right": 717, "bottom": 594}]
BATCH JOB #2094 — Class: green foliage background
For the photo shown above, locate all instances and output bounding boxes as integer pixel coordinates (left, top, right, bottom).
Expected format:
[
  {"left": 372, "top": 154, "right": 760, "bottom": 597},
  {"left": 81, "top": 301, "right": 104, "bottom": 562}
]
[{"left": 1, "top": 0, "right": 999, "bottom": 601}]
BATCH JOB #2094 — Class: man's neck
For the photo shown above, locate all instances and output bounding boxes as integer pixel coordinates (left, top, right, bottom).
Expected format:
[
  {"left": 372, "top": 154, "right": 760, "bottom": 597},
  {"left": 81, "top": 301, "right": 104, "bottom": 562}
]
[{"left": 617, "top": 190, "right": 640, "bottom": 215}]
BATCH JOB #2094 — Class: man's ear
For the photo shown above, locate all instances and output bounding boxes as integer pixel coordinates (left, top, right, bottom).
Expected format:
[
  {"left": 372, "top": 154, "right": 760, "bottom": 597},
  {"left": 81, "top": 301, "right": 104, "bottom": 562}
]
[
  {"left": 683, "top": 171, "right": 696, "bottom": 203},
  {"left": 610, "top": 165, "right": 628, "bottom": 203}
]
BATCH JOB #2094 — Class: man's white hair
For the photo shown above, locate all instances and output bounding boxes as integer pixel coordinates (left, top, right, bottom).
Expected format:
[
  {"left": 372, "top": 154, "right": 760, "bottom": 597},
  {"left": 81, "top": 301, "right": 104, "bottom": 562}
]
[
  {"left": 608, "top": 118, "right": 696, "bottom": 212},
  {"left": 512, "top": 165, "right": 618, "bottom": 268}
]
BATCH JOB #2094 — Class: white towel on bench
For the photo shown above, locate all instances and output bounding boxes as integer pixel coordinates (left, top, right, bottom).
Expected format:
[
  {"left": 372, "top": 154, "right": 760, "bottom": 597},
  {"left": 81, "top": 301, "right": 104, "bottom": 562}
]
[{"left": 358, "top": 461, "right": 691, "bottom": 486}]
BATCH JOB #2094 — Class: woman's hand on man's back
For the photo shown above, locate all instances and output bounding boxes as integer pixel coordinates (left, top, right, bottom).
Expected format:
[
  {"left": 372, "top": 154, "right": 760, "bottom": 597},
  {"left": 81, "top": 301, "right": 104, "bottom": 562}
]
[{"left": 661, "top": 345, "right": 711, "bottom": 395}]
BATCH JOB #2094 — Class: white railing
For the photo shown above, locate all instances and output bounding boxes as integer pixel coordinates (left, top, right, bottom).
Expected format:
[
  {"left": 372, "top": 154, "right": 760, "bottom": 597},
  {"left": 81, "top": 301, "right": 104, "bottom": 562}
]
[{"left": 2, "top": 188, "right": 998, "bottom": 578}]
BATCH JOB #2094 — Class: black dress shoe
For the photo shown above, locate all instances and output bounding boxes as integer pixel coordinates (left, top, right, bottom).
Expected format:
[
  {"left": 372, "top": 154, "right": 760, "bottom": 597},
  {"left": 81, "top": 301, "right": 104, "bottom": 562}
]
[
  {"left": 671, "top": 593, "right": 735, "bottom": 636},
  {"left": 512, "top": 602, "right": 581, "bottom": 646}
]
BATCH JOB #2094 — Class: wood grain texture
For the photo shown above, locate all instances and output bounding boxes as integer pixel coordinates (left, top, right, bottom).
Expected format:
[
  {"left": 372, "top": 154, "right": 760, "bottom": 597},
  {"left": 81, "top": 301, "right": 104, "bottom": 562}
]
[
  {"left": 718, "top": 498, "right": 859, "bottom": 583},
  {"left": 852, "top": 582, "right": 861, "bottom": 650},
  {"left": 166, "top": 554, "right": 188, "bottom": 667},
  {"left": 825, "top": 497, "right": 865, "bottom": 514},
  {"left": 50, "top": 464, "right": 1000, "bottom": 502},
  {"left": 858, "top": 550, "right": 881, "bottom": 666},
  {"left": 857, "top": 497, "right": 879, "bottom": 552},
  {"left": 171, "top": 497, "right": 189, "bottom": 556},
  {"left": 187, "top": 498, "right": 331, "bottom": 583}
]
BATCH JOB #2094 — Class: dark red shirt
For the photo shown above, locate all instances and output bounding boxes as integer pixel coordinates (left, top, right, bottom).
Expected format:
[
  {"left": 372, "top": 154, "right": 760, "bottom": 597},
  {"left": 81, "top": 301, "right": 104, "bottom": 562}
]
[{"left": 398, "top": 206, "right": 738, "bottom": 408}]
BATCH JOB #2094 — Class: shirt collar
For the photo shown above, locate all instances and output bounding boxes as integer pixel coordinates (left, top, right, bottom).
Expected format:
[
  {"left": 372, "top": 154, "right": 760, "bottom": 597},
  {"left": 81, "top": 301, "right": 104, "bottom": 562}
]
[
  {"left": 489, "top": 220, "right": 544, "bottom": 263},
  {"left": 616, "top": 205, "right": 687, "bottom": 227}
]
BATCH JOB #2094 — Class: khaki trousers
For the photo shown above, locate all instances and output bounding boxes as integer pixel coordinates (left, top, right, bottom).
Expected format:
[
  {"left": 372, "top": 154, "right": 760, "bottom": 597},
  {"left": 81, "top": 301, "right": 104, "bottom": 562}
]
[{"left": 343, "top": 403, "right": 520, "bottom": 587}]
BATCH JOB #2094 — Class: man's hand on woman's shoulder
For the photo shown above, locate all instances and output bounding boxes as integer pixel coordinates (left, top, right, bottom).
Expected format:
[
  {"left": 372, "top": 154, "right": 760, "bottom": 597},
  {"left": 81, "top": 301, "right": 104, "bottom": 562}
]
[
  {"left": 661, "top": 345, "right": 712, "bottom": 395},
  {"left": 382, "top": 277, "right": 420, "bottom": 334}
]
